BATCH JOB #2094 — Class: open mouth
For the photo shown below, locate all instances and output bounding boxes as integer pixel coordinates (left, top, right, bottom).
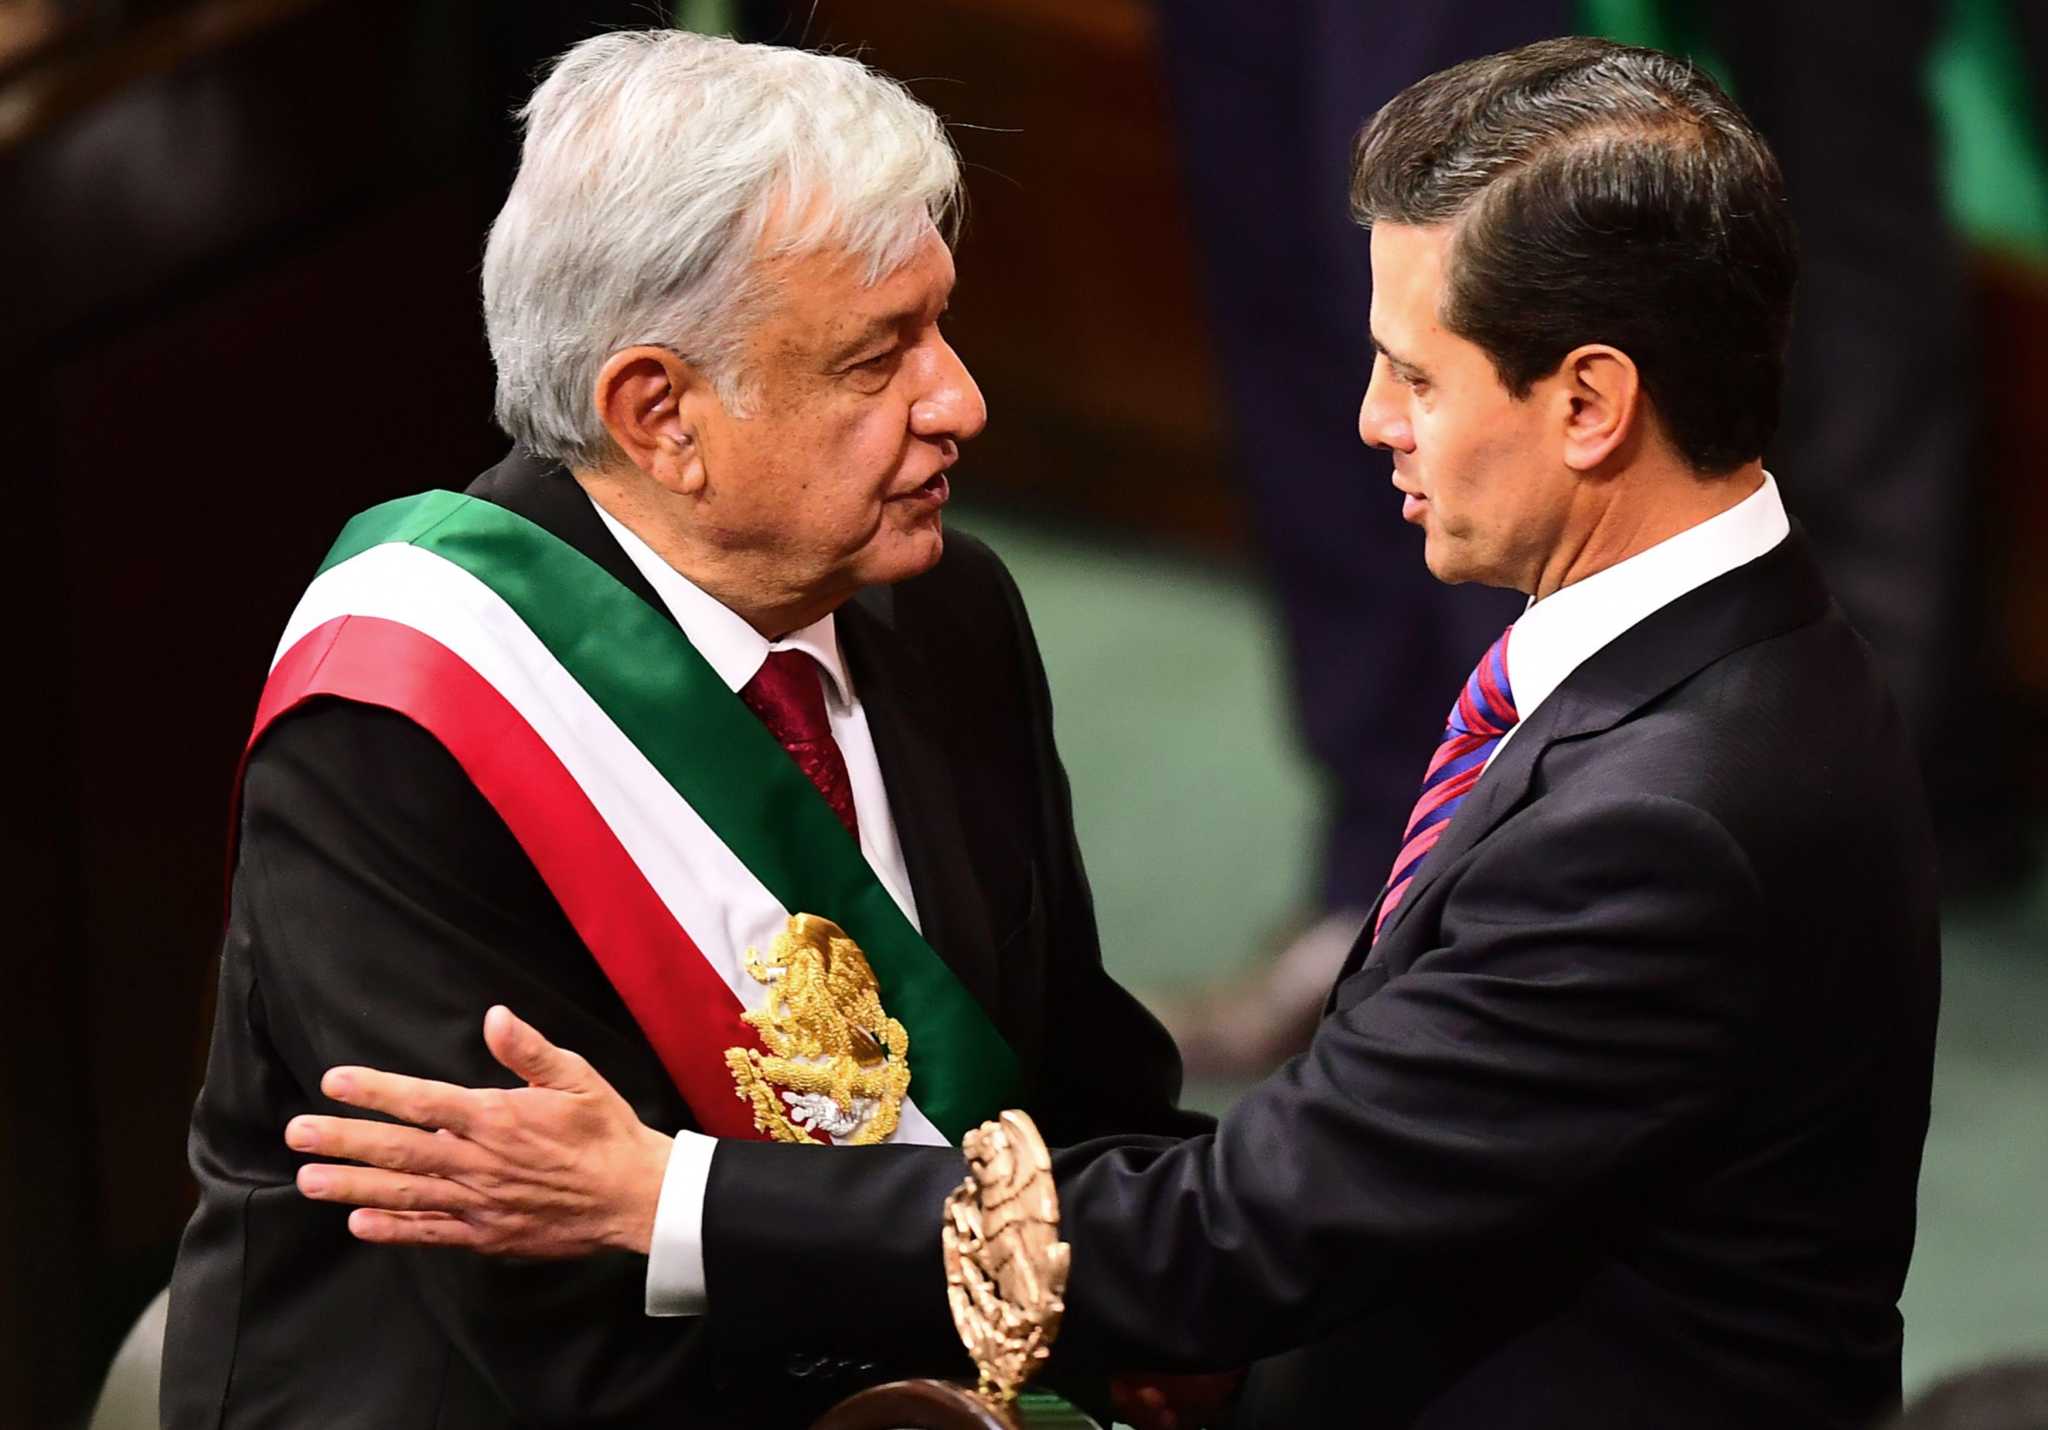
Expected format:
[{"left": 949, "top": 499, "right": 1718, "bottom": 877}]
[{"left": 895, "top": 471, "right": 950, "bottom": 505}]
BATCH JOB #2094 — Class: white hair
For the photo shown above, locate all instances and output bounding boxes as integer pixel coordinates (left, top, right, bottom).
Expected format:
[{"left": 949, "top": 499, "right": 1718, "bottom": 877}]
[{"left": 482, "top": 30, "right": 963, "bottom": 469}]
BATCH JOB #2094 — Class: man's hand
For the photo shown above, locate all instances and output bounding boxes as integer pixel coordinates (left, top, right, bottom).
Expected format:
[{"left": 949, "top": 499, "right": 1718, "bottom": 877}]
[
  {"left": 287, "top": 1005, "right": 672, "bottom": 1258},
  {"left": 1110, "top": 1371, "right": 1242, "bottom": 1430}
]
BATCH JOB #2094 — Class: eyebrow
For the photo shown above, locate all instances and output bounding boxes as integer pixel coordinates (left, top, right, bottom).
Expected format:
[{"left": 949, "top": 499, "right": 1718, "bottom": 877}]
[
  {"left": 828, "top": 315, "right": 904, "bottom": 366},
  {"left": 1370, "top": 332, "right": 1427, "bottom": 379},
  {"left": 828, "top": 291, "right": 953, "bottom": 367}
]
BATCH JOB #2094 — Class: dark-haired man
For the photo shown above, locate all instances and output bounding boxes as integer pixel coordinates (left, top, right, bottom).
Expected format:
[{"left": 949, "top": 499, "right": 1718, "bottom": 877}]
[{"left": 291, "top": 37, "right": 1940, "bottom": 1429}]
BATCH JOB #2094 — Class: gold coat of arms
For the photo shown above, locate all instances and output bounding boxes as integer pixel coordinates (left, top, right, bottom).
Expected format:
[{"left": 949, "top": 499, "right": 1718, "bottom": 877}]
[
  {"left": 944, "top": 1110, "right": 1071, "bottom": 1405},
  {"left": 725, "top": 913, "right": 912, "bottom": 1145}
]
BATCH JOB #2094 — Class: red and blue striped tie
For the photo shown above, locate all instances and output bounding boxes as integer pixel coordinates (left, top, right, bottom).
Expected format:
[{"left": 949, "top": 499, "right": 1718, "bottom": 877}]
[{"left": 1373, "top": 626, "right": 1518, "bottom": 942}]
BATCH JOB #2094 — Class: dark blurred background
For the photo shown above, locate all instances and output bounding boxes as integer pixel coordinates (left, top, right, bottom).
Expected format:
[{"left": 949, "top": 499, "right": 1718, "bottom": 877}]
[{"left": 3, "top": 1, "right": 2043, "bottom": 1424}]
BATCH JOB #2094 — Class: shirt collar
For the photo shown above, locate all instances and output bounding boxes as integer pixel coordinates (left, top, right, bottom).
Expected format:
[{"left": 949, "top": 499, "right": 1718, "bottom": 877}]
[
  {"left": 588, "top": 495, "right": 853, "bottom": 707},
  {"left": 1506, "top": 471, "right": 1790, "bottom": 723}
]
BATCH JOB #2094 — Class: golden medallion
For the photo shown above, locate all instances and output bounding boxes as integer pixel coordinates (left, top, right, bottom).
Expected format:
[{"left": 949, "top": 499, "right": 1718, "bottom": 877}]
[
  {"left": 943, "top": 1110, "right": 1071, "bottom": 1406},
  {"left": 724, "top": 913, "right": 912, "bottom": 1145}
]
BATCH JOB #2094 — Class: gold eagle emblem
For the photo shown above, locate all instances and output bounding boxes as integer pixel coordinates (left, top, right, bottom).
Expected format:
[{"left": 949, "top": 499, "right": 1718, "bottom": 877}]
[
  {"left": 943, "top": 1109, "right": 1069, "bottom": 1404},
  {"left": 724, "top": 913, "right": 912, "bottom": 1145}
]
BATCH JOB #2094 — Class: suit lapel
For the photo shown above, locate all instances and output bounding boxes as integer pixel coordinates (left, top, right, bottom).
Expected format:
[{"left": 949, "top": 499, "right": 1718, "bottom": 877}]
[
  {"left": 464, "top": 447, "right": 676, "bottom": 630},
  {"left": 1369, "top": 695, "right": 1564, "bottom": 950},
  {"left": 835, "top": 586, "right": 1010, "bottom": 1045},
  {"left": 1327, "top": 695, "right": 1559, "bottom": 992},
  {"left": 1366, "top": 530, "right": 1833, "bottom": 955}
]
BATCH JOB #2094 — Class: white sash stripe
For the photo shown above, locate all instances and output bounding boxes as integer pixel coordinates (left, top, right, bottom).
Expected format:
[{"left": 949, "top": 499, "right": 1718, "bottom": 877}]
[{"left": 273, "top": 543, "right": 947, "bottom": 1148}]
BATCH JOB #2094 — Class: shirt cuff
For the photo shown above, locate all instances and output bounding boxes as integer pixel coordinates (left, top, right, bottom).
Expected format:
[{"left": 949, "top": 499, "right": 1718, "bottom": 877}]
[{"left": 644, "top": 1129, "right": 718, "bottom": 1317}]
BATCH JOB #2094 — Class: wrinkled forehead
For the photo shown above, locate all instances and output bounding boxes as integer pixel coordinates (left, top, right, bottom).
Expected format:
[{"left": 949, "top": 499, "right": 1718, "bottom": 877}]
[{"left": 749, "top": 223, "right": 956, "bottom": 354}]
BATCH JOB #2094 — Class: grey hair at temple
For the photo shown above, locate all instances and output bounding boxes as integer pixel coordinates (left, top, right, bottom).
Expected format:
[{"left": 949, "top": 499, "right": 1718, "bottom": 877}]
[
  {"left": 1350, "top": 36, "right": 1799, "bottom": 474},
  {"left": 482, "top": 30, "right": 963, "bottom": 470}
]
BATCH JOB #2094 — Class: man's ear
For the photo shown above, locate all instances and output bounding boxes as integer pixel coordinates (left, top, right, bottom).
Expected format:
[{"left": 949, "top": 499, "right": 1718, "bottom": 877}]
[
  {"left": 592, "top": 346, "right": 715, "bottom": 496},
  {"left": 1558, "top": 343, "right": 1641, "bottom": 473}
]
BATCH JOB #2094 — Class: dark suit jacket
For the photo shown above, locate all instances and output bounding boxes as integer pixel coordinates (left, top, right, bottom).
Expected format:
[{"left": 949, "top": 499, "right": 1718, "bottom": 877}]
[
  {"left": 698, "top": 531, "right": 1941, "bottom": 1429},
  {"left": 162, "top": 449, "right": 1207, "bottom": 1429}
]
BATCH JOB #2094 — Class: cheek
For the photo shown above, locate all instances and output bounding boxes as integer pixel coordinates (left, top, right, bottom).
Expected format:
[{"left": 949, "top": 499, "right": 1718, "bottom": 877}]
[
  {"left": 1440, "top": 391, "right": 1530, "bottom": 474},
  {"left": 828, "top": 406, "right": 912, "bottom": 490},
  {"left": 1414, "top": 403, "right": 1476, "bottom": 496}
]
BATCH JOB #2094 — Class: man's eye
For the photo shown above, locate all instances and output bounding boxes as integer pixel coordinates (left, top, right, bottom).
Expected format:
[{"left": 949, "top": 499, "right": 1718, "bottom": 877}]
[{"left": 852, "top": 348, "right": 898, "bottom": 372}]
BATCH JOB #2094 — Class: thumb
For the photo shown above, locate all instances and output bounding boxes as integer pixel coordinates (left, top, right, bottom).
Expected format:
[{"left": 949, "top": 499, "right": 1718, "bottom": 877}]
[{"left": 482, "top": 1005, "right": 591, "bottom": 1091}]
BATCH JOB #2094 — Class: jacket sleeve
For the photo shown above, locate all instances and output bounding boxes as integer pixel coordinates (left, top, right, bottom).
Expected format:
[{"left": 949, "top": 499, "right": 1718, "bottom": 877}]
[
  {"left": 168, "top": 701, "right": 744, "bottom": 1426},
  {"left": 703, "top": 789, "right": 1767, "bottom": 1373}
]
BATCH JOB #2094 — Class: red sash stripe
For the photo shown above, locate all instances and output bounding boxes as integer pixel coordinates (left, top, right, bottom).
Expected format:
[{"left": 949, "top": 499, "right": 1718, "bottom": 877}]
[{"left": 236, "top": 614, "right": 787, "bottom": 1141}]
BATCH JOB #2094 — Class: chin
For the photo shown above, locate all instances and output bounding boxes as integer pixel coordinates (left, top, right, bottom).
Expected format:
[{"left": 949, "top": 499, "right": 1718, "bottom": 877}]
[
  {"left": 1421, "top": 537, "right": 1462, "bottom": 586},
  {"left": 1422, "top": 522, "right": 1501, "bottom": 587},
  {"left": 866, "top": 519, "right": 946, "bottom": 587}
]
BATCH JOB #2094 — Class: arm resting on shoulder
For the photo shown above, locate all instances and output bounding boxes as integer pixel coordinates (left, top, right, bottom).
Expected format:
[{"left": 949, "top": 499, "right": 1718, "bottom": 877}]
[
  {"left": 702, "top": 792, "right": 1766, "bottom": 1371},
  {"left": 232, "top": 705, "right": 723, "bottom": 1420}
]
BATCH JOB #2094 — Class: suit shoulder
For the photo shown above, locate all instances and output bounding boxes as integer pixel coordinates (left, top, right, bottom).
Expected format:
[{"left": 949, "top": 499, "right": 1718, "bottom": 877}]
[
  {"left": 889, "top": 526, "right": 1031, "bottom": 638},
  {"left": 912, "top": 527, "right": 1019, "bottom": 598},
  {"left": 1614, "top": 611, "right": 1908, "bottom": 787},
  {"left": 1540, "top": 613, "right": 1931, "bottom": 895},
  {"left": 247, "top": 697, "right": 470, "bottom": 801},
  {"left": 240, "top": 698, "right": 532, "bottom": 885}
]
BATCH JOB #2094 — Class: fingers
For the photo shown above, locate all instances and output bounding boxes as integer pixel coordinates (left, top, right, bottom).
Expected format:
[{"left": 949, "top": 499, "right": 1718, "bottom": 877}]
[
  {"left": 321, "top": 1065, "right": 491, "bottom": 1135},
  {"left": 482, "top": 1005, "right": 593, "bottom": 1093},
  {"left": 286, "top": 1115, "right": 486, "bottom": 1180},
  {"left": 297, "top": 1162, "right": 488, "bottom": 1216},
  {"left": 347, "top": 1208, "right": 487, "bottom": 1249},
  {"left": 1109, "top": 1381, "right": 1181, "bottom": 1430},
  {"left": 1111, "top": 1374, "right": 1241, "bottom": 1430}
]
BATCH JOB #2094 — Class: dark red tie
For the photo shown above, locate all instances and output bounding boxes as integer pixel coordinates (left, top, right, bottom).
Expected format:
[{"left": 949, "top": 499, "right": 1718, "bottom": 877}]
[{"left": 739, "top": 649, "right": 861, "bottom": 838}]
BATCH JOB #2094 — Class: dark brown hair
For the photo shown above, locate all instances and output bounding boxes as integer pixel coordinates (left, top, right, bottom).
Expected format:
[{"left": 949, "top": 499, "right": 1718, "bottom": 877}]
[{"left": 1352, "top": 36, "right": 1797, "bottom": 474}]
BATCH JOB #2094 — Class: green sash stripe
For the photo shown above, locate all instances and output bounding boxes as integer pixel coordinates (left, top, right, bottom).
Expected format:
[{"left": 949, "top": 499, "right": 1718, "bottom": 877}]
[{"left": 317, "top": 490, "right": 1020, "bottom": 1138}]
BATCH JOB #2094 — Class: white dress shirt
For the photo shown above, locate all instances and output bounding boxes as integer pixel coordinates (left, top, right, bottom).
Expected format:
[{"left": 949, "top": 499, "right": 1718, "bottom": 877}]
[
  {"left": 639, "top": 472, "right": 1792, "bottom": 1318},
  {"left": 1490, "top": 472, "right": 1790, "bottom": 764},
  {"left": 586, "top": 498, "right": 921, "bottom": 1315}
]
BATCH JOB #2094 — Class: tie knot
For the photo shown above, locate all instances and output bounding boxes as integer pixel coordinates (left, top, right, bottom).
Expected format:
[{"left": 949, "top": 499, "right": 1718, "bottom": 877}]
[
  {"left": 741, "top": 649, "right": 833, "bottom": 749},
  {"left": 1447, "top": 625, "right": 1518, "bottom": 739}
]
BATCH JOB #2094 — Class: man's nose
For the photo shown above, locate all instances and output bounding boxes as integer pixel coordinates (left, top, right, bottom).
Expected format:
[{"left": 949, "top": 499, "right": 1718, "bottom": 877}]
[
  {"left": 1358, "top": 358, "right": 1411, "bottom": 452},
  {"left": 911, "top": 335, "right": 987, "bottom": 443}
]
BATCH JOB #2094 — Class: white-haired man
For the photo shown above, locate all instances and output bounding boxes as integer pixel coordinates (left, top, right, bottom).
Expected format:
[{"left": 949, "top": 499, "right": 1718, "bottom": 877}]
[
  {"left": 286, "top": 36, "right": 1940, "bottom": 1430},
  {"left": 159, "top": 31, "right": 1204, "bottom": 1429}
]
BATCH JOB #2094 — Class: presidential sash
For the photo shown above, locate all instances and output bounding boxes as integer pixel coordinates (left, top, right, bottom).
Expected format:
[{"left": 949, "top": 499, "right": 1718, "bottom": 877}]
[{"left": 238, "top": 490, "right": 1021, "bottom": 1146}]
